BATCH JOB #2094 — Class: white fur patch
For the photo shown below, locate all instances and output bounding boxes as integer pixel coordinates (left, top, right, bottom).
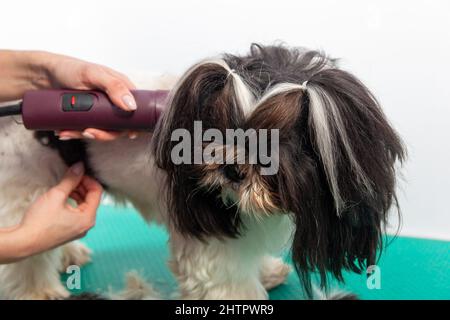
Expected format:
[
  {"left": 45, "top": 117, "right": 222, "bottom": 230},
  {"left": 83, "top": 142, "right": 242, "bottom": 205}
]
[{"left": 307, "top": 84, "right": 373, "bottom": 214}]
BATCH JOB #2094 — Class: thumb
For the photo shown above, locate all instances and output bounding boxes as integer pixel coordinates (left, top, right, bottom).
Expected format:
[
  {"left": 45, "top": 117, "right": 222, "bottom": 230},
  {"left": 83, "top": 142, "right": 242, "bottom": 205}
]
[
  {"left": 53, "top": 162, "right": 85, "bottom": 197},
  {"left": 87, "top": 67, "right": 137, "bottom": 111}
]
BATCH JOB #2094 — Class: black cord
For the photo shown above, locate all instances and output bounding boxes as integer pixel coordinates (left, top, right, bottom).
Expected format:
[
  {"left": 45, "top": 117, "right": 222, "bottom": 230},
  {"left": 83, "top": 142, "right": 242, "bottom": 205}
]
[{"left": 0, "top": 102, "right": 22, "bottom": 117}]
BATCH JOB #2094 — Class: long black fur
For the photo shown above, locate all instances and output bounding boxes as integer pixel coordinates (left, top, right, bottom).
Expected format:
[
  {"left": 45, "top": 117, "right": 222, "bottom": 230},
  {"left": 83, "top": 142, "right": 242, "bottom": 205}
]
[
  {"left": 153, "top": 63, "right": 245, "bottom": 239},
  {"left": 153, "top": 44, "right": 406, "bottom": 298}
]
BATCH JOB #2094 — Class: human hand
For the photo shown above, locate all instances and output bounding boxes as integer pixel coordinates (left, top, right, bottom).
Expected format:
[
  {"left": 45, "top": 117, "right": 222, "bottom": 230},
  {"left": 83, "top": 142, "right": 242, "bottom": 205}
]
[
  {"left": 18, "top": 162, "right": 103, "bottom": 256},
  {"left": 42, "top": 52, "right": 139, "bottom": 141}
]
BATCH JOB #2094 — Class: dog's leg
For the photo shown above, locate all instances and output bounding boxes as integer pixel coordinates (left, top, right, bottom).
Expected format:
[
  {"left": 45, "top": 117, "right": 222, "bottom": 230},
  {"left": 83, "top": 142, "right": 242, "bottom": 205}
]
[
  {"left": 59, "top": 241, "right": 92, "bottom": 272},
  {"left": 168, "top": 213, "right": 292, "bottom": 300},
  {"left": 169, "top": 233, "right": 268, "bottom": 300},
  {"left": 0, "top": 248, "right": 69, "bottom": 300},
  {"left": 259, "top": 256, "right": 291, "bottom": 291}
]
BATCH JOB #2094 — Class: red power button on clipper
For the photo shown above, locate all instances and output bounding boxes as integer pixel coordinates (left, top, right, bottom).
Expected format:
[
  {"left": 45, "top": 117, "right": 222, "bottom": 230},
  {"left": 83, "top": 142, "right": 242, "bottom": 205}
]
[{"left": 62, "top": 93, "right": 95, "bottom": 111}]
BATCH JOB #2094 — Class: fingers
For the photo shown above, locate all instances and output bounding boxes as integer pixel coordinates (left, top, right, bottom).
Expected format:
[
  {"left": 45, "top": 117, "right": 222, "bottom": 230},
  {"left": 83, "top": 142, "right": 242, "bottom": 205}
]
[
  {"left": 57, "top": 131, "right": 84, "bottom": 140},
  {"left": 69, "top": 190, "right": 83, "bottom": 205},
  {"left": 83, "top": 65, "right": 137, "bottom": 111},
  {"left": 77, "top": 176, "right": 103, "bottom": 214},
  {"left": 57, "top": 129, "right": 122, "bottom": 141},
  {"left": 68, "top": 175, "right": 102, "bottom": 232},
  {"left": 58, "top": 129, "right": 139, "bottom": 141},
  {"left": 52, "top": 162, "right": 85, "bottom": 200},
  {"left": 104, "top": 68, "right": 137, "bottom": 90},
  {"left": 81, "top": 128, "right": 122, "bottom": 141},
  {"left": 127, "top": 131, "right": 139, "bottom": 140},
  {"left": 84, "top": 129, "right": 139, "bottom": 140},
  {"left": 70, "top": 180, "right": 88, "bottom": 204}
]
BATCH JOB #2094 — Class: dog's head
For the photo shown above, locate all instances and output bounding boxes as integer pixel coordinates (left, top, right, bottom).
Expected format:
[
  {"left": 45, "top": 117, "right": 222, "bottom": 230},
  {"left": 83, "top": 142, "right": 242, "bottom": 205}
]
[{"left": 152, "top": 44, "right": 405, "bottom": 296}]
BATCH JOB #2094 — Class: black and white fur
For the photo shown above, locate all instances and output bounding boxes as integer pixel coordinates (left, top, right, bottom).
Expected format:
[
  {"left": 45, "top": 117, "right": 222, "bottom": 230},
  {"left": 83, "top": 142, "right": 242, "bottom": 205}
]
[{"left": 0, "top": 44, "right": 405, "bottom": 299}]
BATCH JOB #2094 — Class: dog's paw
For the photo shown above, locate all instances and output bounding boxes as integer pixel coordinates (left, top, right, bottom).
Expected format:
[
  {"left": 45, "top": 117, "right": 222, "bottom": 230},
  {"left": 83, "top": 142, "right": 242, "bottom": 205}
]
[
  {"left": 60, "top": 241, "right": 92, "bottom": 271},
  {"left": 260, "top": 256, "right": 291, "bottom": 291},
  {"left": 16, "top": 284, "right": 70, "bottom": 300}
]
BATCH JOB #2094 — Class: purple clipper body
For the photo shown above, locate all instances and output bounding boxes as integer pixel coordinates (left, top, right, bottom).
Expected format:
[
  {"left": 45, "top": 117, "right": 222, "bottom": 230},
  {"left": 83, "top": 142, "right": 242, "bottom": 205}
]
[{"left": 21, "top": 89, "right": 169, "bottom": 131}]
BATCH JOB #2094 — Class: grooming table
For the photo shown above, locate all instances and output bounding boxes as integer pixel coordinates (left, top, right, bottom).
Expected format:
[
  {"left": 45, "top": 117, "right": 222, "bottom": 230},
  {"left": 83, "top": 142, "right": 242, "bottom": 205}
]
[{"left": 63, "top": 204, "right": 450, "bottom": 299}]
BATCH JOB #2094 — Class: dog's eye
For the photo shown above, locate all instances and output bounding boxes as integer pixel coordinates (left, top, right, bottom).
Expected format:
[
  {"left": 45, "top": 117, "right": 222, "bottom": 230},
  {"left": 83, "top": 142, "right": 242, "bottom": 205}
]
[{"left": 223, "top": 165, "right": 246, "bottom": 183}]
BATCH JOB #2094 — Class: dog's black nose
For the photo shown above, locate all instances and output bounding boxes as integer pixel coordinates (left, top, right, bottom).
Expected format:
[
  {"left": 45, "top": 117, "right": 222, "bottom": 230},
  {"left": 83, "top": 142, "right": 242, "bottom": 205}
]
[{"left": 223, "top": 165, "right": 246, "bottom": 182}]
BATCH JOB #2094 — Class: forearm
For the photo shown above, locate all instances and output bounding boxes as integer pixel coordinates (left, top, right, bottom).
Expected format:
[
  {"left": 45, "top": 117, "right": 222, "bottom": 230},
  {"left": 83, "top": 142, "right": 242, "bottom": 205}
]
[
  {"left": 0, "top": 50, "right": 52, "bottom": 102},
  {"left": 0, "top": 226, "right": 32, "bottom": 264}
]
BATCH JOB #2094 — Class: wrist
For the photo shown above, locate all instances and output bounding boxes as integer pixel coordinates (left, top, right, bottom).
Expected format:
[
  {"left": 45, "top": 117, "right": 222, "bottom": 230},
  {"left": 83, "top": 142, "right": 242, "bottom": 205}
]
[
  {"left": 11, "top": 223, "right": 41, "bottom": 259},
  {"left": 0, "top": 225, "right": 34, "bottom": 263},
  {"left": 21, "top": 50, "right": 53, "bottom": 90}
]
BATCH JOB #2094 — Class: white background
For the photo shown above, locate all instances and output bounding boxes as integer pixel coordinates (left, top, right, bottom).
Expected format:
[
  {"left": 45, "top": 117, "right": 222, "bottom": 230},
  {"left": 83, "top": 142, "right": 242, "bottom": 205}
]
[{"left": 2, "top": 0, "right": 449, "bottom": 240}]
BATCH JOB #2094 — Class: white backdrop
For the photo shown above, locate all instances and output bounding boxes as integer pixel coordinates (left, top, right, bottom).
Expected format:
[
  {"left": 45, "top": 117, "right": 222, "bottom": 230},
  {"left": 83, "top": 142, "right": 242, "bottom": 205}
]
[{"left": 2, "top": 0, "right": 449, "bottom": 240}]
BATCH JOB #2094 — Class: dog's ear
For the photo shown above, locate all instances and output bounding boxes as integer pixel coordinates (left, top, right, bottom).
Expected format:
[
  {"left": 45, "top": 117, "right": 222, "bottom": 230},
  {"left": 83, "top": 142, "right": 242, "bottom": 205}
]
[
  {"left": 153, "top": 60, "right": 253, "bottom": 169},
  {"left": 283, "top": 68, "right": 406, "bottom": 297},
  {"left": 245, "top": 86, "right": 303, "bottom": 139},
  {"left": 152, "top": 60, "right": 254, "bottom": 239}
]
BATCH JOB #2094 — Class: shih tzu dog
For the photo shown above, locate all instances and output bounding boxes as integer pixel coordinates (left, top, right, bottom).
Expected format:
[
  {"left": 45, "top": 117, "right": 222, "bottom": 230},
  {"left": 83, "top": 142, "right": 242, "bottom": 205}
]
[{"left": 0, "top": 44, "right": 405, "bottom": 299}]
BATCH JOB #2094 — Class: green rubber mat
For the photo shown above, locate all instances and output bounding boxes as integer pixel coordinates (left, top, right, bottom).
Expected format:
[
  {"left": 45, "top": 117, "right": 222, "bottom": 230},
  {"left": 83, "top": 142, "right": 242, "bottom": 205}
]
[{"left": 64, "top": 204, "right": 450, "bottom": 300}]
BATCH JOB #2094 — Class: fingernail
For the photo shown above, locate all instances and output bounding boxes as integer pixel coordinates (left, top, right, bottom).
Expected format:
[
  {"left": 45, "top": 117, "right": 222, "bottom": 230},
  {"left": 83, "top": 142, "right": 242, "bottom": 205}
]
[
  {"left": 129, "top": 133, "right": 138, "bottom": 140},
  {"left": 71, "top": 162, "right": 84, "bottom": 176},
  {"left": 122, "top": 94, "right": 137, "bottom": 110},
  {"left": 59, "top": 136, "right": 72, "bottom": 141},
  {"left": 82, "top": 132, "right": 95, "bottom": 139}
]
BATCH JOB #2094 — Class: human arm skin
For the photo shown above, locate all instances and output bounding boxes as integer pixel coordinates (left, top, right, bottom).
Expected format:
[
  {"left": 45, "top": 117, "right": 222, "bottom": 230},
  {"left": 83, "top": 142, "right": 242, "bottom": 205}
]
[
  {"left": 0, "top": 50, "right": 138, "bottom": 140},
  {"left": 0, "top": 163, "right": 102, "bottom": 264}
]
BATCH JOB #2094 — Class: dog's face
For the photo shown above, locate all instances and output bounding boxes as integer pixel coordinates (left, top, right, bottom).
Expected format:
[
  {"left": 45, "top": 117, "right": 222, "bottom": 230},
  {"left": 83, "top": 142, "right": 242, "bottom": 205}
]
[
  {"left": 153, "top": 44, "right": 405, "bottom": 296},
  {"left": 196, "top": 88, "right": 304, "bottom": 218}
]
